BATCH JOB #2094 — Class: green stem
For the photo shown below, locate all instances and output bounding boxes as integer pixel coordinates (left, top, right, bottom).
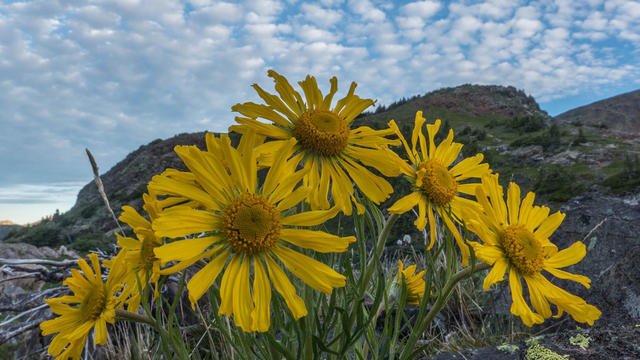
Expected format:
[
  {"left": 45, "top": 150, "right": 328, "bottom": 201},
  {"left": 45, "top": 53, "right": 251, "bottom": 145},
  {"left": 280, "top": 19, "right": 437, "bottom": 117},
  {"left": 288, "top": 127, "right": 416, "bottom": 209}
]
[
  {"left": 400, "top": 262, "right": 491, "bottom": 360},
  {"left": 360, "top": 213, "right": 399, "bottom": 295},
  {"left": 115, "top": 308, "right": 155, "bottom": 326}
]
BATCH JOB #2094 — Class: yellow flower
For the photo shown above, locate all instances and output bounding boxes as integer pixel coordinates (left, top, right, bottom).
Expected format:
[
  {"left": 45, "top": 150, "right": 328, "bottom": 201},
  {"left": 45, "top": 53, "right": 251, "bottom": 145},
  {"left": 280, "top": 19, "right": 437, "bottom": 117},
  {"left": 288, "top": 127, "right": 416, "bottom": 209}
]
[
  {"left": 465, "top": 174, "right": 601, "bottom": 327},
  {"left": 397, "top": 260, "right": 426, "bottom": 305},
  {"left": 148, "top": 132, "right": 355, "bottom": 332},
  {"left": 107, "top": 193, "right": 165, "bottom": 311},
  {"left": 40, "top": 253, "right": 126, "bottom": 360},
  {"left": 230, "top": 70, "right": 403, "bottom": 215},
  {"left": 387, "top": 111, "right": 491, "bottom": 266}
]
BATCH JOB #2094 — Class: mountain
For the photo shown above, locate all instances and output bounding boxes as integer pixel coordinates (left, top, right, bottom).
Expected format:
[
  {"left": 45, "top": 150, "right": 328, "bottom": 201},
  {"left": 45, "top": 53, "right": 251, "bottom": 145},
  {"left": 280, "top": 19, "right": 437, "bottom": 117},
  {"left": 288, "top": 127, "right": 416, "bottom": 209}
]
[
  {"left": 555, "top": 89, "right": 640, "bottom": 132},
  {"left": 3, "top": 84, "right": 638, "bottom": 250},
  {"left": 0, "top": 221, "right": 21, "bottom": 241}
]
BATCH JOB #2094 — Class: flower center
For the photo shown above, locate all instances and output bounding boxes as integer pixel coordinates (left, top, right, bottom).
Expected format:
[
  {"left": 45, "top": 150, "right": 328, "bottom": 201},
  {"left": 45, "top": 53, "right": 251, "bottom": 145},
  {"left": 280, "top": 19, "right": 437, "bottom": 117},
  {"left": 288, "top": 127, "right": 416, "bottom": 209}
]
[
  {"left": 417, "top": 160, "right": 458, "bottom": 206},
  {"left": 293, "top": 110, "right": 350, "bottom": 156},
  {"left": 80, "top": 283, "right": 107, "bottom": 321},
  {"left": 223, "top": 193, "right": 281, "bottom": 254},
  {"left": 140, "top": 237, "right": 157, "bottom": 271},
  {"left": 501, "top": 224, "right": 544, "bottom": 275}
]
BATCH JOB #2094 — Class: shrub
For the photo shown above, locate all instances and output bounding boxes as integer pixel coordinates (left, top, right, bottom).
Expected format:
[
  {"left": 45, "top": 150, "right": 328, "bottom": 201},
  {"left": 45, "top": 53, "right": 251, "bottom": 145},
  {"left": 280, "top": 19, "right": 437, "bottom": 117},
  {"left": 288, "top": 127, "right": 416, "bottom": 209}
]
[{"left": 533, "top": 165, "right": 584, "bottom": 202}]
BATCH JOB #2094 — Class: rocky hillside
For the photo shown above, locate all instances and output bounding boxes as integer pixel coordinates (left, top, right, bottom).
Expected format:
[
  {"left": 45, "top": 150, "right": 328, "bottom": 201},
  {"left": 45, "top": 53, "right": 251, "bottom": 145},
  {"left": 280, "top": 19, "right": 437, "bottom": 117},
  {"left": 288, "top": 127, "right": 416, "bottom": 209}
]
[{"left": 556, "top": 89, "right": 640, "bottom": 132}]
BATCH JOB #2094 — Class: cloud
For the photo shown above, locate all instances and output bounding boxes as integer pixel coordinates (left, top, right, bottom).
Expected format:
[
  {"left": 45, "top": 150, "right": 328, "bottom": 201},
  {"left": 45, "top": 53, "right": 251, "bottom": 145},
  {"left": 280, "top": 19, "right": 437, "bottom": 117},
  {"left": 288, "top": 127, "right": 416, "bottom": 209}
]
[
  {"left": 400, "top": 1, "right": 441, "bottom": 18},
  {"left": 0, "top": 0, "right": 639, "bottom": 225}
]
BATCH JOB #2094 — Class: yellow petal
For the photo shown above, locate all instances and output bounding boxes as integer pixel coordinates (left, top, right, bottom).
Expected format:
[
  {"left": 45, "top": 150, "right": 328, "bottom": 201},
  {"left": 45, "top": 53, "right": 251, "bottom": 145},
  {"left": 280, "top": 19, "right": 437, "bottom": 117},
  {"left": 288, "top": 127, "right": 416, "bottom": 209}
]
[
  {"left": 524, "top": 275, "right": 552, "bottom": 318},
  {"left": 187, "top": 249, "right": 230, "bottom": 308},
  {"left": 265, "top": 255, "right": 307, "bottom": 319},
  {"left": 544, "top": 241, "right": 586, "bottom": 269},
  {"left": 534, "top": 211, "right": 565, "bottom": 240},
  {"left": 507, "top": 182, "right": 521, "bottom": 226},
  {"left": 388, "top": 191, "right": 421, "bottom": 214},
  {"left": 94, "top": 319, "right": 107, "bottom": 345},
  {"left": 426, "top": 202, "right": 436, "bottom": 250},
  {"left": 119, "top": 206, "right": 151, "bottom": 231},
  {"left": 272, "top": 245, "right": 346, "bottom": 294},
  {"left": 387, "top": 119, "right": 416, "bottom": 165},
  {"left": 251, "top": 260, "right": 272, "bottom": 332},
  {"left": 508, "top": 269, "right": 544, "bottom": 327},
  {"left": 414, "top": 198, "right": 428, "bottom": 231},
  {"left": 154, "top": 236, "right": 219, "bottom": 264},
  {"left": 544, "top": 267, "right": 591, "bottom": 288},
  {"left": 281, "top": 206, "right": 340, "bottom": 226},
  {"left": 276, "top": 186, "right": 311, "bottom": 212},
  {"left": 339, "top": 157, "right": 392, "bottom": 204},
  {"left": 232, "top": 117, "right": 292, "bottom": 139},
  {"left": 218, "top": 256, "right": 241, "bottom": 317},
  {"left": 233, "top": 258, "right": 254, "bottom": 332},
  {"left": 116, "top": 234, "right": 141, "bottom": 250},
  {"left": 425, "top": 117, "right": 440, "bottom": 160},
  {"left": 67, "top": 320, "right": 94, "bottom": 340},
  {"left": 483, "top": 257, "right": 508, "bottom": 290},
  {"left": 231, "top": 102, "right": 293, "bottom": 129},
  {"left": 280, "top": 228, "right": 356, "bottom": 253},
  {"left": 152, "top": 208, "right": 219, "bottom": 238}
]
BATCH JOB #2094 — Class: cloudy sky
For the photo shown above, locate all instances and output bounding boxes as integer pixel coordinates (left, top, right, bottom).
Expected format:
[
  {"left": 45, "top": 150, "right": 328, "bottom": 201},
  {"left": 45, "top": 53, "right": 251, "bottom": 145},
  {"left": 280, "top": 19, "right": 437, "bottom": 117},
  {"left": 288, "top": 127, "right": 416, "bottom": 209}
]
[{"left": 1, "top": 0, "right": 639, "bottom": 224}]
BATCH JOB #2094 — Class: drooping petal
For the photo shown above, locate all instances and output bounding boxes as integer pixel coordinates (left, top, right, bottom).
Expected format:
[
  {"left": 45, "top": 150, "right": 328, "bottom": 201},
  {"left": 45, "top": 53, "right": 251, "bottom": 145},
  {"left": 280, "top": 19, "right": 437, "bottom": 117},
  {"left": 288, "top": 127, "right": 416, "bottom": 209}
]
[
  {"left": 524, "top": 274, "right": 552, "bottom": 318},
  {"left": 265, "top": 255, "right": 307, "bottom": 319},
  {"left": 251, "top": 259, "right": 272, "bottom": 332},
  {"left": 186, "top": 249, "right": 230, "bottom": 308},
  {"left": 508, "top": 268, "right": 544, "bottom": 327},
  {"left": 388, "top": 192, "right": 421, "bottom": 214},
  {"left": 232, "top": 258, "right": 255, "bottom": 332},
  {"left": 483, "top": 257, "right": 508, "bottom": 290},
  {"left": 272, "top": 245, "right": 345, "bottom": 294}
]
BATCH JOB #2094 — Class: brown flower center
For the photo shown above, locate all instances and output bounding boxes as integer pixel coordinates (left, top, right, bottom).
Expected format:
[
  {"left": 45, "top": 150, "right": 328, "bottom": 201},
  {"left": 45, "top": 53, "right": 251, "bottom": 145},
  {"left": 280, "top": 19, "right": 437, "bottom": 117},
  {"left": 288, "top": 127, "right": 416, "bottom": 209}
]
[
  {"left": 293, "top": 110, "right": 350, "bottom": 156},
  {"left": 417, "top": 160, "right": 458, "bottom": 206},
  {"left": 501, "top": 224, "right": 544, "bottom": 275},
  {"left": 223, "top": 193, "right": 281, "bottom": 254}
]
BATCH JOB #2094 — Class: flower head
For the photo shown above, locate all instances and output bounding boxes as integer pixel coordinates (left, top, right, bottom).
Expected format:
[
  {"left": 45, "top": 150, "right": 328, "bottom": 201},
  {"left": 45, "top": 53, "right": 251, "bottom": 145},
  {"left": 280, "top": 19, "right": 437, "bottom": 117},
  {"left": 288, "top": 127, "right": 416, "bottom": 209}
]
[
  {"left": 148, "top": 132, "right": 355, "bottom": 332},
  {"left": 387, "top": 111, "right": 491, "bottom": 266},
  {"left": 230, "top": 70, "right": 403, "bottom": 215},
  {"left": 40, "top": 253, "right": 126, "bottom": 360},
  {"left": 107, "top": 193, "right": 165, "bottom": 311},
  {"left": 466, "top": 174, "right": 601, "bottom": 326},
  {"left": 397, "top": 260, "right": 426, "bottom": 305}
]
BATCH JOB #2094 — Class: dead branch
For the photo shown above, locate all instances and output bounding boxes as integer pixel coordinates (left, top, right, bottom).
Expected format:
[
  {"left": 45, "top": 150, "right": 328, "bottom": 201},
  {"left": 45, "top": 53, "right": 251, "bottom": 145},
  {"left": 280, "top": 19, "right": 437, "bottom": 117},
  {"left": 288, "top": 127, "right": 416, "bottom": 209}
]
[
  {"left": 0, "top": 319, "right": 42, "bottom": 345},
  {"left": 0, "top": 258, "right": 77, "bottom": 267},
  {"left": 0, "top": 273, "right": 39, "bottom": 284},
  {"left": 0, "top": 304, "right": 48, "bottom": 328}
]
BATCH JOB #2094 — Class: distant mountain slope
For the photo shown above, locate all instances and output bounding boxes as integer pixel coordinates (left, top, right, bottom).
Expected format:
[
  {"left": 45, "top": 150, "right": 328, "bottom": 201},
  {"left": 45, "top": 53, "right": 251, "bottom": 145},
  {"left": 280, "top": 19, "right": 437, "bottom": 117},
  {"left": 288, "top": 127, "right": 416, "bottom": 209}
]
[
  {"left": 353, "top": 84, "right": 550, "bottom": 130},
  {"left": 555, "top": 89, "right": 640, "bottom": 132}
]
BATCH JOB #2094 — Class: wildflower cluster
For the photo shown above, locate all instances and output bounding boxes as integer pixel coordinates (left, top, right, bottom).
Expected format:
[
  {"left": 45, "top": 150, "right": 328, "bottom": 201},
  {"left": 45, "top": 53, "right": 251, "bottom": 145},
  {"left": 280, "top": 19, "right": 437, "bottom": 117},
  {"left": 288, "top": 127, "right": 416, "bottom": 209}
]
[{"left": 40, "top": 71, "right": 600, "bottom": 359}]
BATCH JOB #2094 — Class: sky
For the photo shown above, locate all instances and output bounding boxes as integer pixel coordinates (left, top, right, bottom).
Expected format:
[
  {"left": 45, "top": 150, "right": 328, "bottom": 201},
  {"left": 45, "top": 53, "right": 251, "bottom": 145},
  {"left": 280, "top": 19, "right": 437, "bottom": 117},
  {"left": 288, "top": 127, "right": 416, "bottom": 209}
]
[{"left": 1, "top": 0, "right": 639, "bottom": 225}]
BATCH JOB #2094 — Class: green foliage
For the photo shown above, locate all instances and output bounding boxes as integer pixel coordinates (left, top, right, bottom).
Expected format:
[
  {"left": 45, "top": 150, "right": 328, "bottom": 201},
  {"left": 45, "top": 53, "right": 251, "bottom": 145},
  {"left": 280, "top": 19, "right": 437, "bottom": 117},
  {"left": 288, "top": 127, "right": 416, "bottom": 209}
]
[
  {"left": 69, "top": 232, "right": 113, "bottom": 252},
  {"left": 573, "top": 128, "right": 587, "bottom": 146},
  {"left": 602, "top": 155, "right": 640, "bottom": 194},
  {"left": 533, "top": 165, "right": 584, "bottom": 202},
  {"left": 506, "top": 115, "right": 546, "bottom": 134},
  {"left": 4, "top": 223, "right": 64, "bottom": 247},
  {"left": 80, "top": 203, "right": 99, "bottom": 218},
  {"left": 510, "top": 123, "right": 562, "bottom": 151}
]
